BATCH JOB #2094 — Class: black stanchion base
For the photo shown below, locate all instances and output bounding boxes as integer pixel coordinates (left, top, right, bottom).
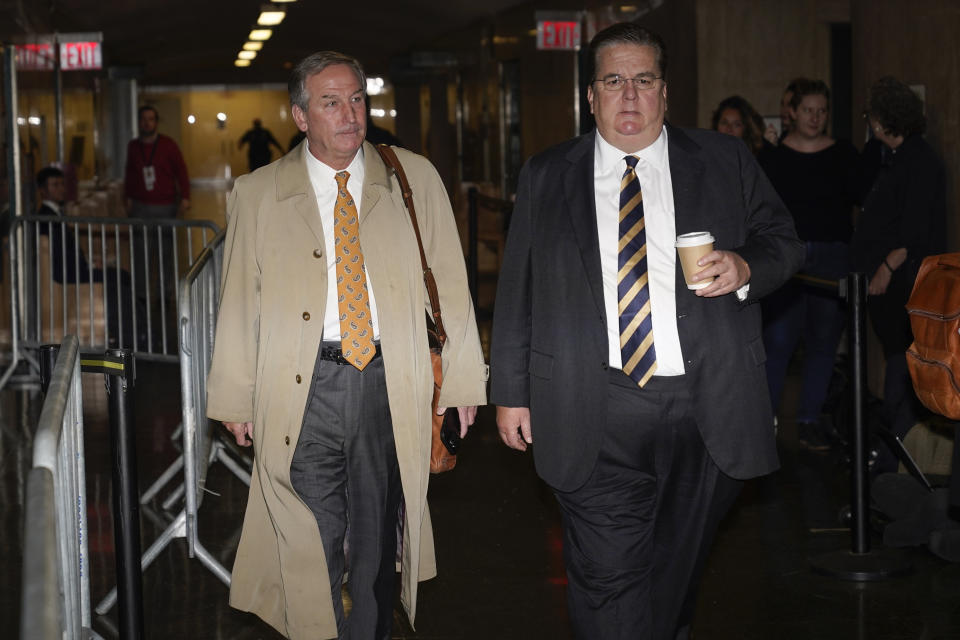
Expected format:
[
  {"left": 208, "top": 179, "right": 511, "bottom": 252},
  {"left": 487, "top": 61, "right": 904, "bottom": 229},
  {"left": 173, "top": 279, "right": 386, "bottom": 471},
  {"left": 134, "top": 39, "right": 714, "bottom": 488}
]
[{"left": 810, "top": 548, "right": 913, "bottom": 581}]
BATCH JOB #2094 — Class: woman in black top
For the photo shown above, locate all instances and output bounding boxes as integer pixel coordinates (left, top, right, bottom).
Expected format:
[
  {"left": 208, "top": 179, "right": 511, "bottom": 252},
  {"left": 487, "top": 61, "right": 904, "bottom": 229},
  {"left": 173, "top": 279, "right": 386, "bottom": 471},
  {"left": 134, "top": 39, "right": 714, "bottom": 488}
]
[
  {"left": 759, "top": 79, "right": 859, "bottom": 450},
  {"left": 852, "top": 76, "right": 946, "bottom": 471}
]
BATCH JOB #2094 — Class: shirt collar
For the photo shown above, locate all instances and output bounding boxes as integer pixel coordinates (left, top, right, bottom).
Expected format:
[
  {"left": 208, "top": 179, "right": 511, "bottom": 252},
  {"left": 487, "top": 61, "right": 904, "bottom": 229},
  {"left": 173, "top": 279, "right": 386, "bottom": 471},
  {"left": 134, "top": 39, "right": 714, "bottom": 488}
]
[
  {"left": 42, "top": 199, "right": 62, "bottom": 215},
  {"left": 595, "top": 125, "right": 669, "bottom": 175},
  {"left": 305, "top": 144, "right": 365, "bottom": 186}
]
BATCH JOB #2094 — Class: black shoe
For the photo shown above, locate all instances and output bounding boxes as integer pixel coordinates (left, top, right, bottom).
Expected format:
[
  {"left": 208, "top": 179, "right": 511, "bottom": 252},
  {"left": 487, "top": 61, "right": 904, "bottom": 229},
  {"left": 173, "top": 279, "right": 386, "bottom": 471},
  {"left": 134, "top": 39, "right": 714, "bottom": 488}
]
[{"left": 798, "top": 421, "right": 832, "bottom": 452}]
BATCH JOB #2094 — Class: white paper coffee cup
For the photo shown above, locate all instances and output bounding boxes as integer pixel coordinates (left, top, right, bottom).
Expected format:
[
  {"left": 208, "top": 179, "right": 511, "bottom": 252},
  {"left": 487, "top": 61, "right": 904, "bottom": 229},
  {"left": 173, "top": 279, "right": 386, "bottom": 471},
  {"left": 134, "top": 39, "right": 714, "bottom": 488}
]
[{"left": 675, "top": 232, "right": 715, "bottom": 290}]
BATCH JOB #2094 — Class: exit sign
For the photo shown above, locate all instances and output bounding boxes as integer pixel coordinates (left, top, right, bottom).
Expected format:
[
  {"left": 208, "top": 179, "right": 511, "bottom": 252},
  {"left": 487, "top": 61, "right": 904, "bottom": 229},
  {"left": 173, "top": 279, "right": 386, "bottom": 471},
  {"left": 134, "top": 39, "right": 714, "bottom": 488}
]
[
  {"left": 536, "top": 12, "right": 582, "bottom": 50},
  {"left": 14, "top": 33, "right": 102, "bottom": 71}
]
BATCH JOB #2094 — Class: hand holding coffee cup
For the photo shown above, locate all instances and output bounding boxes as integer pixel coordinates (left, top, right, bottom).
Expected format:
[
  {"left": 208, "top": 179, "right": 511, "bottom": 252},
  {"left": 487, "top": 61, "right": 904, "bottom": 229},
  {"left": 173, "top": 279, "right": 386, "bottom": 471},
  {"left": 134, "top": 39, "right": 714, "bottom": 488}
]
[{"left": 675, "top": 232, "right": 716, "bottom": 290}]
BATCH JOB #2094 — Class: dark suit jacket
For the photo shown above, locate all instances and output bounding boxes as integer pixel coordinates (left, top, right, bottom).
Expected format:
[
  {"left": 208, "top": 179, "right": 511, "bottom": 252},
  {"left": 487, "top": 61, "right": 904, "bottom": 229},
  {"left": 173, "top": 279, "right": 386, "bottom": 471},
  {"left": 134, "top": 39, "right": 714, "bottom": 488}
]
[
  {"left": 490, "top": 125, "right": 804, "bottom": 492},
  {"left": 37, "top": 203, "right": 91, "bottom": 284}
]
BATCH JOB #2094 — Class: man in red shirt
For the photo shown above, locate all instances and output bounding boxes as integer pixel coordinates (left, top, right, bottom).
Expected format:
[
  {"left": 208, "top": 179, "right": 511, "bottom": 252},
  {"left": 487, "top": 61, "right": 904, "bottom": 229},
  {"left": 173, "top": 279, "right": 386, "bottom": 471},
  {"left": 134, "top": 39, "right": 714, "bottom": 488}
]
[{"left": 124, "top": 105, "right": 190, "bottom": 217}]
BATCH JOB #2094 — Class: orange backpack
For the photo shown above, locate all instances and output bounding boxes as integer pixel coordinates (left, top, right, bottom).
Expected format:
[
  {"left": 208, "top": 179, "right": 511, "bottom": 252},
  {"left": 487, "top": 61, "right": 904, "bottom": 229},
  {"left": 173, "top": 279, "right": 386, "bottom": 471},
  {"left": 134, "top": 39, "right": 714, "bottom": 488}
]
[{"left": 906, "top": 253, "right": 960, "bottom": 420}]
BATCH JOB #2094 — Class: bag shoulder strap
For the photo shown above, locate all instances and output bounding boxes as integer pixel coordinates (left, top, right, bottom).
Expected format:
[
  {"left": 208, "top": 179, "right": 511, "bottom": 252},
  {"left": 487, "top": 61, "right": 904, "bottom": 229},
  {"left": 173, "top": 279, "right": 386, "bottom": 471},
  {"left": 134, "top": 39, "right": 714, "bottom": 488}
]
[{"left": 375, "top": 144, "right": 447, "bottom": 346}]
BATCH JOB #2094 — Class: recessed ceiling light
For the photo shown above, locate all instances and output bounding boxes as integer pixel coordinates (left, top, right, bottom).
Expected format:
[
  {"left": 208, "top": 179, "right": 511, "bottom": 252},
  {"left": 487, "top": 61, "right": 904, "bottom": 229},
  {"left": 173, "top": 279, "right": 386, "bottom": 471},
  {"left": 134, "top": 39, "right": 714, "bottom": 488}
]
[
  {"left": 235, "top": 59, "right": 251, "bottom": 67},
  {"left": 249, "top": 29, "right": 273, "bottom": 41},
  {"left": 238, "top": 50, "right": 257, "bottom": 60},
  {"left": 243, "top": 41, "right": 263, "bottom": 51},
  {"left": 257, "top": 7, "right": 286, "bottom": 26}
]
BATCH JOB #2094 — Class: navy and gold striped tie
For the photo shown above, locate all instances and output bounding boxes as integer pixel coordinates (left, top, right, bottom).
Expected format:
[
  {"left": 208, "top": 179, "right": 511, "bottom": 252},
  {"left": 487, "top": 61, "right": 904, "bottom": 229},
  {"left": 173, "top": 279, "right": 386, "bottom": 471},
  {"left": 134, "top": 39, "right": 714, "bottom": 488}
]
[{"left": 618, "top": 155, "right": 657, "bottom": 387}]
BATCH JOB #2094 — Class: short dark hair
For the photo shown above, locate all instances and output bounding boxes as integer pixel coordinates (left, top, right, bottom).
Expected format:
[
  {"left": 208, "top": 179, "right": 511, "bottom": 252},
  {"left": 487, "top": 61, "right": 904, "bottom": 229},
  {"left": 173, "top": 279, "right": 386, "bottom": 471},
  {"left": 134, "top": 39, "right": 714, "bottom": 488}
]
[
  {"left": 36, "top": 166, "right": 64, "bottom": 190},
  {"left": 289, "top": 51, "right": 366, "bottom": 112},
  {"left": 588, "top": 22, "right": 668, "bottom": 83},
  {"left": 138, "top": 105, "right": 159, "bottom": 120},
  {"left": 867, "top": 76, "right": 926, "bottom": 138},
  {"left": 789, "top": 78, "right": 830, "bottom": 110}
]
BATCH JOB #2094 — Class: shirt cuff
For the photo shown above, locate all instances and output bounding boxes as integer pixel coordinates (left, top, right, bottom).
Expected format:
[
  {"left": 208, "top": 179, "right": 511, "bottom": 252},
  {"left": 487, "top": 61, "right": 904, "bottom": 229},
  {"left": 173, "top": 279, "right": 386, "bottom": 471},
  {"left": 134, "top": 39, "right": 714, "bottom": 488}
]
[{"left": 735, "top": 283, "right": 750, "bottom": 302}]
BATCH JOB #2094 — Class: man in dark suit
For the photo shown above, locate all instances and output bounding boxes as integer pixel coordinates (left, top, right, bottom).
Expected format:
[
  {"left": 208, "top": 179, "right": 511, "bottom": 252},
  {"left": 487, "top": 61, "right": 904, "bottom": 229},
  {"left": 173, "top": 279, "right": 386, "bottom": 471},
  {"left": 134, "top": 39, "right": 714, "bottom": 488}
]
[
  {"left": 36, "top": 166, "right": 138, "bottom": 347},
  {"left": 490, "top": 24, "right": 803, "bottom": 640}
]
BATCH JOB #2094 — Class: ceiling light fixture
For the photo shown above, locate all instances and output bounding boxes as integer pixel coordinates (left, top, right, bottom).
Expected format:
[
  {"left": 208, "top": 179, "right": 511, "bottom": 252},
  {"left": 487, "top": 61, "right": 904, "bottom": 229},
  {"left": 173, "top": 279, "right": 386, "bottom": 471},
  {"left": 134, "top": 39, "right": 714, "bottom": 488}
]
[
  {"left": 249, "top": 29, "right": 273, "bottom": 41},
  {"left": 257, "top": 6, "right": 286, "bottom": 26},
  {"left": 243, "top": 41, "right": 263, "bottom": 51},
  {"left": 238, "top": 50, "right": 257, "bottom": 60},
  {"left": 234, "top": 59, "right": 251, "bottom": 67}
]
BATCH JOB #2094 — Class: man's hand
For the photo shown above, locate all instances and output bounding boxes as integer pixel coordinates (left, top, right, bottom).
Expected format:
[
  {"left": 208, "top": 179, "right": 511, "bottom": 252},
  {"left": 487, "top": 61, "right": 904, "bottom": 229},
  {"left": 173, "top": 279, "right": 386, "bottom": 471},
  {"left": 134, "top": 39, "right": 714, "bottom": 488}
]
[
  {"left": 496, "top": 406, "right": 532, "bottom": 451},
  {"left": 223, "top": 421, "right": 253, "bottom": 447},
  {"left": 763, "top": 124, "right": 779, "bottom": 146},
  {"left": 436, "top": 405, "right": 478, "bottom": 438},
  {"left": 692, "top": 250, "right": 751, "bottom": 297},
  {"left": 178, "top": 198, "right": 191, "bottom": 215}
]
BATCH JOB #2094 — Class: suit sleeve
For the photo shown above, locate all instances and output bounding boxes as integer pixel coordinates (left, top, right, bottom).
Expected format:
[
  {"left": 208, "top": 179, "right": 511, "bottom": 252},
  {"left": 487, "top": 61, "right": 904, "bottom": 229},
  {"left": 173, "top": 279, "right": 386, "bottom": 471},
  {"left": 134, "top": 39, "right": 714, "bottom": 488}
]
[
  {"left": 489, "top": 160, "right": 534, "bottom": 408},
  {"left": 414, "top": 159, "right": 488, "bottom": 408},
  {"left": 731, "top": 142, "right": 804, "bottom": 299},
  {"left": 206, "top": 179, "right": 260, "bottom": 422}
]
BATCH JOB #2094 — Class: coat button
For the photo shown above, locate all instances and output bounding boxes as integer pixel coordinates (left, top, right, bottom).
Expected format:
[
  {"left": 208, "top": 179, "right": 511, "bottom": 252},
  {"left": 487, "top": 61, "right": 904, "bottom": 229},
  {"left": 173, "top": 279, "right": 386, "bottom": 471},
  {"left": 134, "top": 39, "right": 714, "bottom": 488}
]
[
  {"left": 302, "top": 311, "right": 310, "bottom": 321},
  {"left": 313, "top": 249, "right": 322, "bottom": 258},
  {"left": 285, "top": 436, "right": 290, "bottom": 445},
  {"left": 295, "top": 374, "right": 302, "bottom": 383}
]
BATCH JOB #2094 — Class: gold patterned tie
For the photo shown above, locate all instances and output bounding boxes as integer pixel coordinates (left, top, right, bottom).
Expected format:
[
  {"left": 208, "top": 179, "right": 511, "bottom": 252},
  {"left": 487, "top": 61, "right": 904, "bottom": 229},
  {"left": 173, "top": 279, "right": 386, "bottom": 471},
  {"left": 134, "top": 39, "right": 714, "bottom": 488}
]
[
  {"left": 619, "top": 155, "right": 657, "bottom": 387},
  {"left": 334, "top": 171, "right": 375, "bottom": 370}
]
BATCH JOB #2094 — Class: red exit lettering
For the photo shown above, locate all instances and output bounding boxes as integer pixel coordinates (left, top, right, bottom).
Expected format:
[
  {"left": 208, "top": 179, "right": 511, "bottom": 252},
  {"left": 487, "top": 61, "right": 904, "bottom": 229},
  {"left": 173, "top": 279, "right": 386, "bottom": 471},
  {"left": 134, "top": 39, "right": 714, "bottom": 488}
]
[{"left": 538, "top": 21, "right": 581, "bottom": 50}]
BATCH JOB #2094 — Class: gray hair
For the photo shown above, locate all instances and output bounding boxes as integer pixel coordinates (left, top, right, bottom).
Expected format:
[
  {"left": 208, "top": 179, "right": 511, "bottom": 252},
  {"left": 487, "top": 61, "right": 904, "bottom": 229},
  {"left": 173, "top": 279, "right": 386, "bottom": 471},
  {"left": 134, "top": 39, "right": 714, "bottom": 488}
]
[
  {"left": 288, "top": 51, "right": 366, "bottom": 111},
  {"left": 589, "top": 22, "right": 668, "bottom": 82}
]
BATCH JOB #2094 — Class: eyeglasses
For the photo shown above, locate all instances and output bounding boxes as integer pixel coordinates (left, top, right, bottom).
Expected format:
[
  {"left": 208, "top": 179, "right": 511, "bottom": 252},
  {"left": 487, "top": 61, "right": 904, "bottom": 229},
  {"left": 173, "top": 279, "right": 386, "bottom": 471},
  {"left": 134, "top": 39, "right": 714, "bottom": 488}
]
[{"left": 593, "top": 74, "right": 662, "bottom": 92}]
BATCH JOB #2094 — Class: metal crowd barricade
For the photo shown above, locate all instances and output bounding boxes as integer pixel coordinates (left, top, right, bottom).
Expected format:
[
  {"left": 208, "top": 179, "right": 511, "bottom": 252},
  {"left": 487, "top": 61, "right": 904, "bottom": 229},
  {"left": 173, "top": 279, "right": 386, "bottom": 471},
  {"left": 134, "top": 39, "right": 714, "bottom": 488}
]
[
  {"left": 20, "top": 335, "right": 102, "bottom": 640},
  {"left": 95, "top": 229, "right": 238, "bottom": 614},
  {"left": 1, "top": 215, "right": 221, "bottom": 391}
]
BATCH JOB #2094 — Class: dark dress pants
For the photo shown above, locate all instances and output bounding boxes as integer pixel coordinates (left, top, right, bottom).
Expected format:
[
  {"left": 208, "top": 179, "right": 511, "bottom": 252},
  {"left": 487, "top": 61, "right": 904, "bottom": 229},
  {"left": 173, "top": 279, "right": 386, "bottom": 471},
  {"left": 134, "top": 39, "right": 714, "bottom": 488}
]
[
  {"left": 290, "top": 346, "right": 403, "bottom": 640},
  {"left": 553, "top": 370, "right": 742, "bottom": 640}
]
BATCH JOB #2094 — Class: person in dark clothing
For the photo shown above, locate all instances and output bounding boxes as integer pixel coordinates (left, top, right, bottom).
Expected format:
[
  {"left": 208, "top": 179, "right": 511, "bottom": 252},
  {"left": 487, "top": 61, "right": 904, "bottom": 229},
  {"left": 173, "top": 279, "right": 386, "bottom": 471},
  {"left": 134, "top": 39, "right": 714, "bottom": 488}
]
[
  {"left": 711, "top": 94, "right": 767, "bottom": 156},
  {"left": 852, "top": 76, "right": 947, "bottom": 473},
  {"left": 238, "top": 119, "right": 285, "bottom": 172},
  {"left": 759, "top": 79, "right": 859, "bottom": 450},
  {"left": 36, "top": 166, "right": 140, "bottom": 348}
]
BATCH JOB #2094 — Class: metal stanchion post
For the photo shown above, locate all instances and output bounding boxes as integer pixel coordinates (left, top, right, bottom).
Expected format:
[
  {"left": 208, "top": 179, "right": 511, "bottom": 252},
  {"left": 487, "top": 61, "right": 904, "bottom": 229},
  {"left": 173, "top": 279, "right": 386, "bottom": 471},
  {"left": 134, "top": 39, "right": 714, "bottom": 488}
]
[
  {"left": 101, "top": 348, "right": 144, "bottom": 638},
  {"left": 810, "top": 272, "right": 912, "bottom": 581},
  {"left": 39, "top": 344, "right": 60, "bottom": 394}
]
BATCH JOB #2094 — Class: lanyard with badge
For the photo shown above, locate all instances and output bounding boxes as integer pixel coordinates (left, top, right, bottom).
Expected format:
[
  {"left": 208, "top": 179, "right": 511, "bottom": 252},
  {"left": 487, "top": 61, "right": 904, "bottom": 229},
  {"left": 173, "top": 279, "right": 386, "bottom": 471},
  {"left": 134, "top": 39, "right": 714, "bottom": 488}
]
[{"left": 139, "top": 140, "right": 159, "bottom": 191}]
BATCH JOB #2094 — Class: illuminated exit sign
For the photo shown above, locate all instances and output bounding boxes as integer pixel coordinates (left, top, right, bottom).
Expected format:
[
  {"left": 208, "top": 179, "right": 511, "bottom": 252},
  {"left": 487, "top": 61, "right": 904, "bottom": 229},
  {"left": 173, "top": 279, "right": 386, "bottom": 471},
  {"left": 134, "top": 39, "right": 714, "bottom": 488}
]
[
  {"left": 15, "top": 33, "right": 103, "bottom": 71},
  {"left": 536, "top": 12, "right": 582, "bottom": 50}
]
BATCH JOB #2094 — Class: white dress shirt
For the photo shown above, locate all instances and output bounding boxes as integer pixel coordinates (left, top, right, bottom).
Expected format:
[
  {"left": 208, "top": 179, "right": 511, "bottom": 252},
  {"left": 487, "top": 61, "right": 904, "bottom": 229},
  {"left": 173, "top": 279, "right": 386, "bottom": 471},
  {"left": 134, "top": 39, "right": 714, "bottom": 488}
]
[
  {"left": 305, "top": 145, "right": 382, "bottom": 342},
  {"left": 594, "top": 127, "right": 684, "bottom": 376}
]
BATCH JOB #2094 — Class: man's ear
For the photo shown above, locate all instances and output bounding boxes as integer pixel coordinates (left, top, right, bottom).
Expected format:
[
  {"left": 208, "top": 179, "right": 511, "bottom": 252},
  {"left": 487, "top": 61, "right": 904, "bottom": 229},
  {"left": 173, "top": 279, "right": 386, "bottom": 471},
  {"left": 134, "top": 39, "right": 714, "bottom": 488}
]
[{"left": 291, "top": 105, "right": 308, "bottom": 133}]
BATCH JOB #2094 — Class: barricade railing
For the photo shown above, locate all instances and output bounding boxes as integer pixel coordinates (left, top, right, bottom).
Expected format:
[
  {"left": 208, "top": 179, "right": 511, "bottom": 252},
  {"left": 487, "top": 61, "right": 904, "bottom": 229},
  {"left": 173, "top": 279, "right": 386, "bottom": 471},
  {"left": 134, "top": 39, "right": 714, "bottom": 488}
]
[
  {"left": 95, "top": 228, "right": 239, "bottom": 615},
  {"left": 21, "top": 335, "right": 102, "bottom": 639},
  {"left": 2, "top": 215, "right": 221, "bottom": 391}
]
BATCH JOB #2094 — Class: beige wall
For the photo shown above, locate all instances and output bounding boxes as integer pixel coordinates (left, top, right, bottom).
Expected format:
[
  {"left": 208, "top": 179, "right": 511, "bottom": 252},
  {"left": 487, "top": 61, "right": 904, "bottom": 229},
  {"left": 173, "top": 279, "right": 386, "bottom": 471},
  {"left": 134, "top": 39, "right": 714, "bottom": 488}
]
[
  {"left": 18, "top": 89, "right": 97, "bottom": 180},
  {"left": 852, "top": 0, "right": 960, "bottom": 252},
  {"left": 695, "top": 0, "right": 835, "bottom": 129},
  {"left": 140, "top": 87, "right": 299, "bottom": 181}
]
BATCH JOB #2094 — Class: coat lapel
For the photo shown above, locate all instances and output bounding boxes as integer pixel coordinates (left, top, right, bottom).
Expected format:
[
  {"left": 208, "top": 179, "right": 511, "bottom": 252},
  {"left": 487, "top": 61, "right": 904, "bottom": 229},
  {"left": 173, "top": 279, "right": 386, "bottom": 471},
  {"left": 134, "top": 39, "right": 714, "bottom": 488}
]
[
  {"left": 276, "top": 142, "right": 325, "bottom": 246},
  {"left": 562, "top": 133, "right": 605, "bottom": 315},
  {"left": 359, "top": 142, "right": 386, "bottom": 225}
]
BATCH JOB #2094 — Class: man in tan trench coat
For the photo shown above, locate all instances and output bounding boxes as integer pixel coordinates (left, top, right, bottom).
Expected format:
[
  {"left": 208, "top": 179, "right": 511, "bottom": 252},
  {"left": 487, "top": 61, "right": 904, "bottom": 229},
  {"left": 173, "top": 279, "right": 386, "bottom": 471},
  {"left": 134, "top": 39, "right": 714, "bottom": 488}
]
[{"left": 206, "top": 51, "right": 487, "bottom": 640}]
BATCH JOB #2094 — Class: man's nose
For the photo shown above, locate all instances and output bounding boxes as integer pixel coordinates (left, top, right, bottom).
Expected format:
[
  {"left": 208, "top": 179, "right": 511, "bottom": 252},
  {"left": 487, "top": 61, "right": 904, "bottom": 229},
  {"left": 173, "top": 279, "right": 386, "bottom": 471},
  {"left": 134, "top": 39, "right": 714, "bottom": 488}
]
[{"left": 622, "top": 80, "right": 639, "bottom": 99}]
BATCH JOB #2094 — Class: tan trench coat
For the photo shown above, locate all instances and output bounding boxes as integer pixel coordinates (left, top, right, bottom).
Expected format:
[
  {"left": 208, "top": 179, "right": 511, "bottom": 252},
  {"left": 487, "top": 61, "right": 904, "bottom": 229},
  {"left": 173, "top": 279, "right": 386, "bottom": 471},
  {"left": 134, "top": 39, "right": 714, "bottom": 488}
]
[{"left": 206, "top": 141, "right": 487, "bottom": 639}]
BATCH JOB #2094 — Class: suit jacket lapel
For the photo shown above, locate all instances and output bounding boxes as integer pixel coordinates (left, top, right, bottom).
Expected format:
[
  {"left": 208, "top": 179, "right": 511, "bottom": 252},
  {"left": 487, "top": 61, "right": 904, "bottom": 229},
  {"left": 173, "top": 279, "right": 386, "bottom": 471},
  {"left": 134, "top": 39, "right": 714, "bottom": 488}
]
[
  {"left": 563, "top": 133, "right": 606, "bottom": 316},
  {"left": 666, "top": 124, "right": 707, "bottom": 299}
]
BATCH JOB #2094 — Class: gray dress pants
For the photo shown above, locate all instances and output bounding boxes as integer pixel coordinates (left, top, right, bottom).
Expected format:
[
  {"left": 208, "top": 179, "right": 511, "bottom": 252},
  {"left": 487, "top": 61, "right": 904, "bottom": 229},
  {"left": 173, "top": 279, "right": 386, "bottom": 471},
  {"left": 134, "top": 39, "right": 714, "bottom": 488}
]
[{"left": 290, "top": 344, "right": 402, "bottom": 640}]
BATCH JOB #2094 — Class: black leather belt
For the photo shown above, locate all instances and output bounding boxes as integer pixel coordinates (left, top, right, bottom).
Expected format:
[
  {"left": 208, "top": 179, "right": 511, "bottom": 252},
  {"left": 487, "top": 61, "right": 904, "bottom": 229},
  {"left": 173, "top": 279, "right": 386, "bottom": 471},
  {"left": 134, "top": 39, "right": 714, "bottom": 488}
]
[{"left": 319, "top": 342, "right": 382, "bottom": 365}]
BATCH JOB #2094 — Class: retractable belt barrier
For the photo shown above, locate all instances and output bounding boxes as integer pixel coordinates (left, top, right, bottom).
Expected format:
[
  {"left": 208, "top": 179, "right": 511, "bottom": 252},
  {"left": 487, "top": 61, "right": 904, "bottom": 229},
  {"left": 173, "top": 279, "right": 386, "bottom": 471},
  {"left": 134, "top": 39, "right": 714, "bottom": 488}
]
[{"left": 2, "top": 215, "right": 220, "bottom": 392}]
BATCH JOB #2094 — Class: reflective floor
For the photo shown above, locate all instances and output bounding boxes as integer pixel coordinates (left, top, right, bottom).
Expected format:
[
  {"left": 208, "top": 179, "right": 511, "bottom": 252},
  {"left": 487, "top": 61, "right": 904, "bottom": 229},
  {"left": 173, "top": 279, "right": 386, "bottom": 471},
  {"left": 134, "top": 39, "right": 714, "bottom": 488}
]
[{"left": 3, "top": 355, "right": 960, "bottom": 639}]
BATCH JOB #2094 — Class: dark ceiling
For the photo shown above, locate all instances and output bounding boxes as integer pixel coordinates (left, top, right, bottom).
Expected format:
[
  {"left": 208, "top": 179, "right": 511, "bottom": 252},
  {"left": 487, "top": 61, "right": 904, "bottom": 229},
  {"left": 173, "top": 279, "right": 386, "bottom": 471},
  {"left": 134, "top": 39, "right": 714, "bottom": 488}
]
[{"left": 3, "top": 0, "right": 535, "bottom": 84}]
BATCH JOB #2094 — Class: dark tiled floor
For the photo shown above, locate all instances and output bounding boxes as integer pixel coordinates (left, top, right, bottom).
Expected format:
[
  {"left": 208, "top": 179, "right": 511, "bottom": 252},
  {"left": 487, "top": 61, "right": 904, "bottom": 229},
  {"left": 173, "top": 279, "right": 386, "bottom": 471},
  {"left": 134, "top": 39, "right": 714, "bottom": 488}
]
[{"left": 3, "top": 360, "right": 960, "bottom": 639}]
